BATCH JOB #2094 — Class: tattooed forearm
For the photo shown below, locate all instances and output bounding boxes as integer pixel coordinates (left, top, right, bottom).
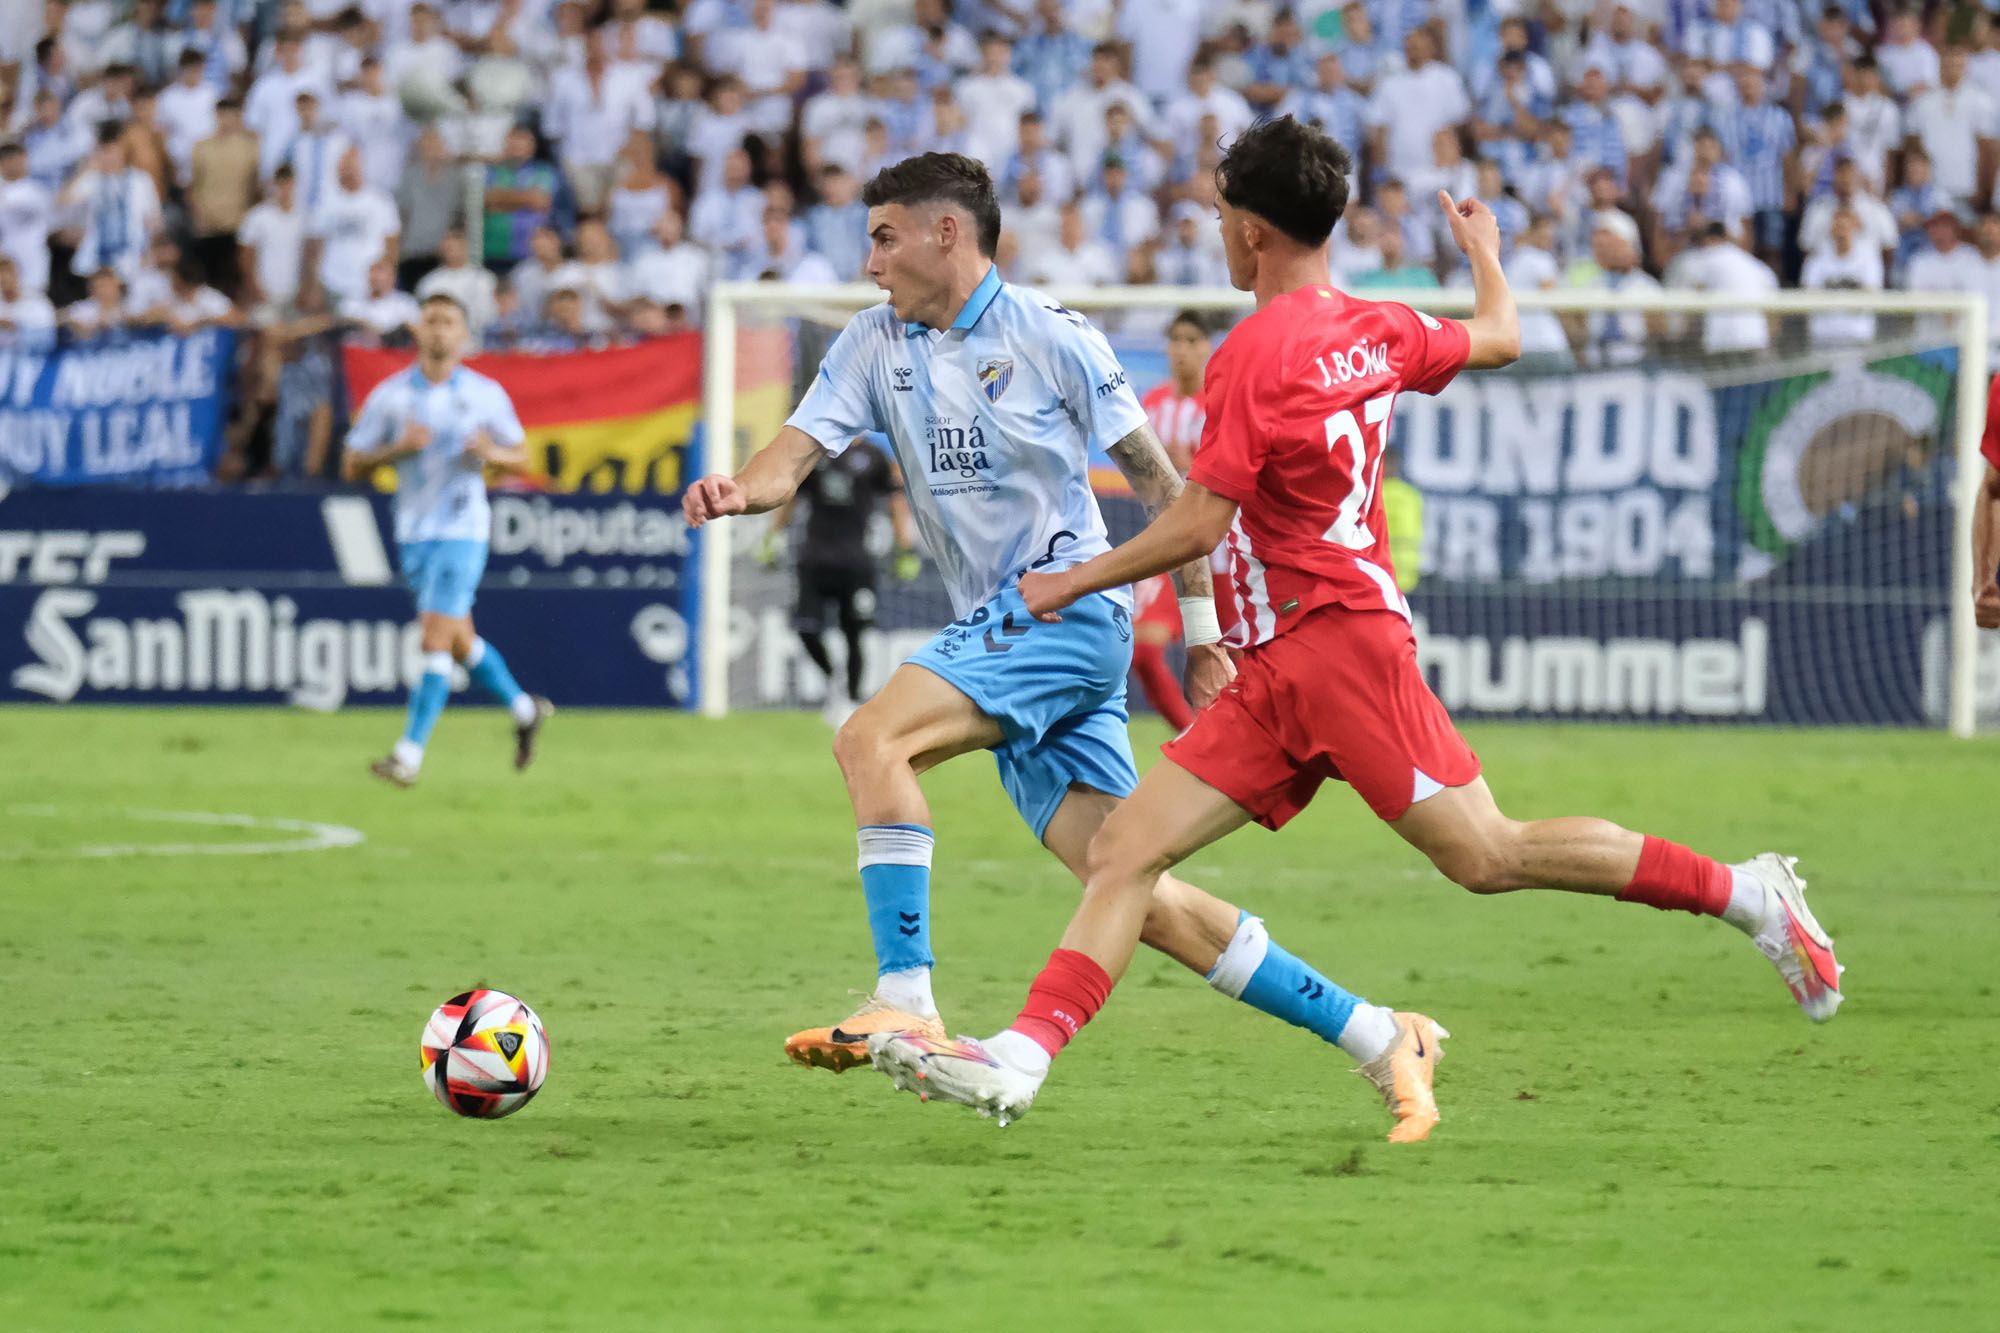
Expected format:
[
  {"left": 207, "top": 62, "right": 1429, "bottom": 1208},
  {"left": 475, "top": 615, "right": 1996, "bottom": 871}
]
[{"left": 1107, "top": 424, "right": 1213, "bottom": 599}]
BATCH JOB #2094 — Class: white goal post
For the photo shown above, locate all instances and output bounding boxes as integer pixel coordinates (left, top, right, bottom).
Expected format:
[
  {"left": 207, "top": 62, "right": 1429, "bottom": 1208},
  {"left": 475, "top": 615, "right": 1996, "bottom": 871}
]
[{"left": 701, "top": 281, "right": 1990, "bottom": 735}]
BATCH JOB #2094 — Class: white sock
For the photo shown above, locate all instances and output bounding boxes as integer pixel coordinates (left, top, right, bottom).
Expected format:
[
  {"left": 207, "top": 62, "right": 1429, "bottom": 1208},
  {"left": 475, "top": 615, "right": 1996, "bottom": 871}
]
[
  {"left": 1721, "top": 866, "right": 1770, "bottom": 935},
  {"left": 391, "top": 738, "right": 424, "bottom": 770},
  {"left": 875, "top": 965, "right": 936, "bottom": 1018},
  {"left": 1338, "top": 1004, "right": 1400, "bottom": 1064},
  {"left": 509, "top": 693, "right": 540, "bottom": 726},
  {"left": 984, "top": 1028, "right": 1053, "bottom": 1077}
]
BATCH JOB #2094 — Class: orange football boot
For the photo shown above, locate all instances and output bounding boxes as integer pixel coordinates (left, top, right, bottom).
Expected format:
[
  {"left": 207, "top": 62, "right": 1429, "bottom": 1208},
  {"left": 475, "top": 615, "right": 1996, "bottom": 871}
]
[
  {"left": 1355, "top": 1011, "right": 1450, "bottom": 1143},
  {"left": 785, "top": 994, "right": 946, "bottom": 1072}
]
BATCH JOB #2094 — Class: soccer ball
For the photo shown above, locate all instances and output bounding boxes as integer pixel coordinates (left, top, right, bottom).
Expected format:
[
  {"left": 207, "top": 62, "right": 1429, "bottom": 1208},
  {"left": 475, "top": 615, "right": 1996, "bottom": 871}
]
[{"left": 420, "top": 989, "right": 550, "bottom": 1119}]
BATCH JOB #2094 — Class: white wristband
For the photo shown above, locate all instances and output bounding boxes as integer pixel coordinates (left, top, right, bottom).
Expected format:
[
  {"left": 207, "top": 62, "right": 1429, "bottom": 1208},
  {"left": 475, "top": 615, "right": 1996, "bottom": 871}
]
[{"left": 1179, "top": 597, "right": 1223, "bottom": 647}]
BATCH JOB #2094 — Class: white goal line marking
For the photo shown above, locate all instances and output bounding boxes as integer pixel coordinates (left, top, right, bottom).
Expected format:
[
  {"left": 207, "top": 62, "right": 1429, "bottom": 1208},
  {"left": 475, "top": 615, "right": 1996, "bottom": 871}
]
[{"left": 1, "top": 805, "right": 367, "bottom": 860}]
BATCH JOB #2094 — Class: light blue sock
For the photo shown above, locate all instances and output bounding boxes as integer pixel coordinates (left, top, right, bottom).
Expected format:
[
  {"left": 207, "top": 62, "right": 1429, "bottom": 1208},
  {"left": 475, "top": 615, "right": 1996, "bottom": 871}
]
[
  {"left": 464, "top": 637, "right": 526, "bottom": 709},
  {"left": 400, "top": 650, "right": 454, "bottom": 752},
  {"left": 1207, "top": 912, "right": 1392, "bottom": 1061},
  {"left": 857, "top": 824, "right": 934, "bottom": 975}
]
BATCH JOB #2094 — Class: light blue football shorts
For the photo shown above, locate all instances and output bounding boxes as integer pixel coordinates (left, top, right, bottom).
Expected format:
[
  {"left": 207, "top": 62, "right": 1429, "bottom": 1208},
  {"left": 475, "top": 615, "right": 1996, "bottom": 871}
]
[
  {"left": 399, "top": 539, "right": 488, "bottom": 618},
  {"left": 906, "top": 581, "right": 1139, "bottom": 840}
]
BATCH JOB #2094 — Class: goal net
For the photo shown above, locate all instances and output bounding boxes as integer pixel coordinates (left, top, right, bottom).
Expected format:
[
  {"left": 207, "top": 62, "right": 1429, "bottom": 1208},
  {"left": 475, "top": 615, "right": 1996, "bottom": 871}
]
[{"left": 700, "top": 281, "right": 1992, "bottom": 736}]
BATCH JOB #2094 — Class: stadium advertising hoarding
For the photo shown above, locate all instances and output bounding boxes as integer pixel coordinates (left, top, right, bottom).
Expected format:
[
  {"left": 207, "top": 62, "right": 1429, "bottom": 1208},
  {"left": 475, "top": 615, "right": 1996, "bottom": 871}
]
[
  {"left": 1386, "top": 350, "right": 1975, "bottom": 725},
  {"left": 0, "top": 489, "right": 701, "bottom": 708},
  {"left": 1055, "top": 345, "right": 1978, "bottom": 726},
  {"left": 0, "top": 329, "right": 238, "bottom": 488}
]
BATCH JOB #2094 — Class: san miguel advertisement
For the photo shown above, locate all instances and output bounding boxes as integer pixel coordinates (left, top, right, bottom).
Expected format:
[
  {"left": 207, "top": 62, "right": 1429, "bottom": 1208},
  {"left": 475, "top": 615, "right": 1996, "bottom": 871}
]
[{"left": 0, "top": 489, "right": 702, "bottom": 708}]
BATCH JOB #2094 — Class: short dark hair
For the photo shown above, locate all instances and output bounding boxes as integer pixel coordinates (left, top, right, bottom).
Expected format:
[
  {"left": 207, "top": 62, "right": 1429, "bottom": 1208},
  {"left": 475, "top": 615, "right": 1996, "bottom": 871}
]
[
  {"left": 1216, "top": 115, "right": 1350, "bottom": 247},
  {"left": 420, "top": 291, "right": 468, "bottom": 317},
  {"left": 862, "top": 152, "right": 1002, "bottom": 257},
  {"left": 1169, "top": 308, "right": 1215, "bottom": 339}
]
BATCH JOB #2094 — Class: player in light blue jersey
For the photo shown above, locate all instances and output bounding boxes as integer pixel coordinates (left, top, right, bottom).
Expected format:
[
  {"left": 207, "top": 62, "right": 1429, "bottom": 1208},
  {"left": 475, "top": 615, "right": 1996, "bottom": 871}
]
[
  {"left": 342, "top": 293, "right": 552, "bottom": 788},
  {"left": 685, "top": 154, "right": 1433, "bottom": 1125}
]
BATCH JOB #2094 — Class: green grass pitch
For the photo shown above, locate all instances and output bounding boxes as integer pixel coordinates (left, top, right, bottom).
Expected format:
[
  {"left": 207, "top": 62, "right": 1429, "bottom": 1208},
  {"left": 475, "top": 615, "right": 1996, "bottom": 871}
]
[{"left": 2, "top": 707, "right": 1996, "bottom": 1331}]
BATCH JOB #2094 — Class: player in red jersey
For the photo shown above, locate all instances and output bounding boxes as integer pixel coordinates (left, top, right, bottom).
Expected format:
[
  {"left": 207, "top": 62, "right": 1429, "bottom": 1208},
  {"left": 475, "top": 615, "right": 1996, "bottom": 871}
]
[
  {"left": 1974, "top": 373, "right": 2000, "bottom": 629},
  {"left": 869, "top": 117, "right": 1844, "bottom": 1138},
  {"left": 1129, "top": 311, "right": 1221, "bottom": 731}
]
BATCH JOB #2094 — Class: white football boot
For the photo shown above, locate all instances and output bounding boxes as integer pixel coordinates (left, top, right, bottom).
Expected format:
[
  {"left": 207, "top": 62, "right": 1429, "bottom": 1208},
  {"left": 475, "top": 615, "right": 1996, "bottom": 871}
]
[
  {"left": 368, "top": 754, "right": 418, "bottom": 788},
  {"left": 1736, "top": 853, "right": 1844, "bottom": 1022},
  {"left": 868, "top": 1032, "right": 1045, "bottom": 1127}
]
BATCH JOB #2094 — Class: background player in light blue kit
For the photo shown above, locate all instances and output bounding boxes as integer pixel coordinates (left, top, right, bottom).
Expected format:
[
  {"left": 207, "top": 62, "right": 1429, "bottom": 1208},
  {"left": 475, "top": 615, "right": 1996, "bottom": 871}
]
[
  {"left": 684, "top": 155, "right": 1434, "bottom": 1121},
  {"left": 342, "top": 293, "right": 552, "bottom": 787}
]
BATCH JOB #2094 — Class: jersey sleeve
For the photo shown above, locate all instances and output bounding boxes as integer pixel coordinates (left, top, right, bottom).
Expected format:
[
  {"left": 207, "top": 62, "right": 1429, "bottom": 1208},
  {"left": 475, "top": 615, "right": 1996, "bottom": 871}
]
[
  {"left": 1983, "top": 372, "right": 2000, "bottom": 473},
  {"left": 1048, "top": 311, "right": 1148, "bottom": 451},
  {"left": 1384, "top": 302, "right": 1472, "bottom": 396},
  {"left": 1185, "top": 332, "right": 1270, "bottom": 506},
  {"left": 344, "top": 380, "right": 397, "bottom": 452},
  {"left": 785, "top": 317, "right": 879, "bottom": 458}
]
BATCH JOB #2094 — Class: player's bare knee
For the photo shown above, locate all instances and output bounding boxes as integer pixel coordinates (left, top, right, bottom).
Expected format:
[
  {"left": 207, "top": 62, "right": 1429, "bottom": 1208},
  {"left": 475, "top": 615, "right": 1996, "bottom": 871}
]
[
  {"left": 1084, "top": 818, "right": 1172, "bottom": 891},
  {"left": 831, "top": 709, "right": 901, "bottom": 783}
]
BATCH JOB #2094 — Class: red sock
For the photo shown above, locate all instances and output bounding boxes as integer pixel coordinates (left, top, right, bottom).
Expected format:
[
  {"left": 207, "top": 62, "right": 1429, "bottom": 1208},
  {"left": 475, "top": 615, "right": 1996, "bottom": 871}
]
[
  {"left": 1617, "top": 836, "right": 1731, "bottom": 917},
  {"left": 1009, "top": 948, "right": 1114, "bottom": 1058},
  {"left": 1131, "top": 643, "right": 1194, "bottom": 730}
]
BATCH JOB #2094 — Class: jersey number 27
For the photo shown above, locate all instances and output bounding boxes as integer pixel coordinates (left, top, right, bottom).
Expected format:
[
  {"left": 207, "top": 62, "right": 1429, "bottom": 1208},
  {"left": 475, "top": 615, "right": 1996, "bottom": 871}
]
[{"left": 1322, "top": 391, "right": 1397, "bottom": 550}]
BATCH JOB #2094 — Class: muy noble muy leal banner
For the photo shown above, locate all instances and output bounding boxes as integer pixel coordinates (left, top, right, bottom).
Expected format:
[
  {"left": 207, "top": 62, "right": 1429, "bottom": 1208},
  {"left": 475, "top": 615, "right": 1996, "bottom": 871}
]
[{"left": 0, "top": 330, "right": 237, "bottom": 488}]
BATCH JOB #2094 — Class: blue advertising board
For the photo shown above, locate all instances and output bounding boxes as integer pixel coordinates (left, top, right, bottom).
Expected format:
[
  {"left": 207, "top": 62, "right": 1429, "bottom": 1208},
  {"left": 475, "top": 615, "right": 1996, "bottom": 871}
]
[{"left": 0, "top": 486, "right": 701, "bottom": 707}]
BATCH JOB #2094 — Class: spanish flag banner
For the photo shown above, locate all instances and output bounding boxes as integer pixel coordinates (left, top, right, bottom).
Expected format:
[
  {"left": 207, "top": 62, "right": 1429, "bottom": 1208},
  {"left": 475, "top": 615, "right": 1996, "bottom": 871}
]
[{"left": 343, "top": 331, "right": 793, "bottom": 495}]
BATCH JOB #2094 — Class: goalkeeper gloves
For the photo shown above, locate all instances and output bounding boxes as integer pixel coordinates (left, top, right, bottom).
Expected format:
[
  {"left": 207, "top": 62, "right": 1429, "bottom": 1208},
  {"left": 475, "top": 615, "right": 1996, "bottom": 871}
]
[{"left": 893, "top": 547, "right": 921, "bottom": 583}]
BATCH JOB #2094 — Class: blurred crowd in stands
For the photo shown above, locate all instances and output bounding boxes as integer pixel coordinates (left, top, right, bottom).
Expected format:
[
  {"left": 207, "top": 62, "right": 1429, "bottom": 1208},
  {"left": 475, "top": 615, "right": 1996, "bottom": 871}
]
[{"left": 0, "top": 0, "right": 1997, "bottom": 477}]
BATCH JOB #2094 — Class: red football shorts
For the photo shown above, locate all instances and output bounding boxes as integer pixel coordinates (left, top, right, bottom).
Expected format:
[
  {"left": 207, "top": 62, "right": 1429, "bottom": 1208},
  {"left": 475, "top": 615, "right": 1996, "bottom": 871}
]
[
  {"left": 1162, "top": 603, "right": 1479, "bottom": 826},
  {"left": 1131, "top": 575, "right": 1182, "bottom": 636}
]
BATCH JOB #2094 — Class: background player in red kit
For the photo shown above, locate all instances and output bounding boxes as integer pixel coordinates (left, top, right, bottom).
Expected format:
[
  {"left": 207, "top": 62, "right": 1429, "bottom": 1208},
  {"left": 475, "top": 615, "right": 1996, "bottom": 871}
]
[
  {"left": 1973, "top": 372, "right": 2000, "bottom": 629},
  {"left": 869, "top": 116, "right": 1846, "bottom": 1140},
  {"left": 1128, "top": 310, "right": 1223, "bottom": 730}
]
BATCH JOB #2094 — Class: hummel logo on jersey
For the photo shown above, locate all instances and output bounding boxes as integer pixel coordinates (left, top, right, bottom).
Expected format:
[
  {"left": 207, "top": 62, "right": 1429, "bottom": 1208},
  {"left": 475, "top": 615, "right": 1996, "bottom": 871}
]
[
  {"left": 892, "top": 366, "right": 915, "bottom": 391},
  {"left": 977, "top": 358, "right": 1013, "bottom": 403},
  {"left": 1315, "top": 338, "right": 1392, "bottom": 386}
]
